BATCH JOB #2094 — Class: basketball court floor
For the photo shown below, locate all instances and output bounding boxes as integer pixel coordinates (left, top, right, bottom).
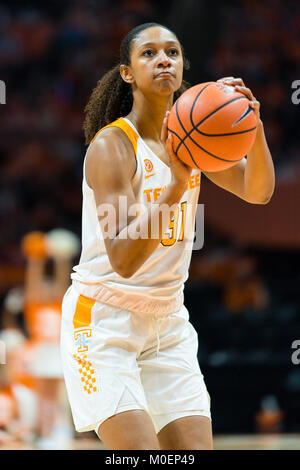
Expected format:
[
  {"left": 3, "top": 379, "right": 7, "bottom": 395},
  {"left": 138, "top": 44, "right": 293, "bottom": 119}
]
[{"left": 1, "top": 434, "right": 300, "bottom": 450}]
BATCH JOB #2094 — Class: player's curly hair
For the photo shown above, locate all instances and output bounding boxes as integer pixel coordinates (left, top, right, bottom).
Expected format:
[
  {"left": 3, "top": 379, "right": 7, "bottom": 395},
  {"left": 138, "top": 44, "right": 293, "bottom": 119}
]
[{"left": 83, "top": 22, "right": 190, "bottom": 145}]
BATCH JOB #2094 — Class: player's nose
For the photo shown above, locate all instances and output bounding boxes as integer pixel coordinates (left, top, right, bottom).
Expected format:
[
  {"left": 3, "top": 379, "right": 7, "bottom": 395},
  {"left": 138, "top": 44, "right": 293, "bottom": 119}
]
[{"left": 156, "top": 50, "right": 171, "bottom": 68}]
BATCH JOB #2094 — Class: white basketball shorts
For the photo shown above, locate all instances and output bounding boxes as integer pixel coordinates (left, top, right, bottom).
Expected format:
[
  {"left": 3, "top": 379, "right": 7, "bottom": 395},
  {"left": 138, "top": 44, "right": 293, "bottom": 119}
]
[{"left": 60, "top": 284, "right": 211, "bottom": 434}]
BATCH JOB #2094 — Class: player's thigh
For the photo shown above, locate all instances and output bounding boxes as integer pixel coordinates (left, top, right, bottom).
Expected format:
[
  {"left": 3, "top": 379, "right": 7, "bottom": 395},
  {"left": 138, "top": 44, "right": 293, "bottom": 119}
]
[
  {"left": 96, "top": 409, "right": 160, "bottom": 450},
  {"left": 140, "top": 312, "right": 211, "bottom": 424},
  {"left": 158, "top": 415, "right": 213, "bottom": 450}
]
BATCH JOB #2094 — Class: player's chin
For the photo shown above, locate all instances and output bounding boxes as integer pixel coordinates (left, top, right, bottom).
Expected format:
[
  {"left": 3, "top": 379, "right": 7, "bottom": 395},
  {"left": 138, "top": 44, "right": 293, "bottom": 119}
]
[{"left": 153, "top": 80, "right": 177, "bottom": 95}]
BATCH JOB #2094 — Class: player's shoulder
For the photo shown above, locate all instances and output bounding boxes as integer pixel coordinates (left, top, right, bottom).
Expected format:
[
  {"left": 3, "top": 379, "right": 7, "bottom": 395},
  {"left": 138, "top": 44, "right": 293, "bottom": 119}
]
[
  {"left": 85, "top": 125, "right": 136, "bottom": 184},
  {"left": 88, "top": 125, "right": 135, "bottom": 163},
  {"left": 91, "top": 125, "right": 134, "bottom": 154}
]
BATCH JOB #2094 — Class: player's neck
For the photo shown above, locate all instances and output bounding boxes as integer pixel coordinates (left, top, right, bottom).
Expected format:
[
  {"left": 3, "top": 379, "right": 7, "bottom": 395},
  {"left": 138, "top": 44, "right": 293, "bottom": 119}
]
[{"left": 127, "top": 92, "right": 173, "bottom": 142}]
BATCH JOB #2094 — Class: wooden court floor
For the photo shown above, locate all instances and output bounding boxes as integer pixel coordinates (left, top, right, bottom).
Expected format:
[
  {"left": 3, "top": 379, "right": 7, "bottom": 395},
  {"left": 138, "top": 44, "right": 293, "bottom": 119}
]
[{"left": 1, "top": 434, "right": 300, "bottom": 450}]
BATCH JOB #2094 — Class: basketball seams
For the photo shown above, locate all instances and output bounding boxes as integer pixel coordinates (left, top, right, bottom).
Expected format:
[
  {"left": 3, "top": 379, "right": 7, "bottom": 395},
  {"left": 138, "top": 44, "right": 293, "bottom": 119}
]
[
  {"left": 177, "top": 96, "right": 254, "bottom": 151},
  {"left": 168, "top": 127, "right": 241, "bottom": 164},
  {"left": 191, "top": 95, "right": 249, "bottom": 129},
  {"left": 189, "top": 83, "right": 214, "bottom": 131},
  {"left": 168, "top": 126, "right": 201, "bottom": 169},
  {"left": 171, "top": 93, "right": 256, "bottom": 164},
  {"left": 173, "top": 83, "right": 213, "bottom": 155},
  {"left": 194, "top": 103, "right": 256, "bottom": 136},
  {"left": 175, "top": 96, "right": 253, "bottom": 155},
  {"left": 194, "top": 125, "right": 257, "bottom": 138},
  {"left": 175, "top": 96, "right": 244, "bottom": 163},
  {"left": 168, "top": 83, "right": 258, "bottom": 168},
  {"left": 186, "top": 141, "right": 245, "bottom": 163},
  {"left": 174, "top": 100, "right": 201, "bottom": 169}
]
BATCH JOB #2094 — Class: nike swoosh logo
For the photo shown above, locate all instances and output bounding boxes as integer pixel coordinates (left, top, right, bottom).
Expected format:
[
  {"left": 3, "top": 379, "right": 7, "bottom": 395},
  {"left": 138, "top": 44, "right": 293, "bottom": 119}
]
[
  {"left": 145, "top": 173, "right": 156, "bottom": 179},
  {"left": 231, "top": 105, "right": 253, "bottom": 127}
]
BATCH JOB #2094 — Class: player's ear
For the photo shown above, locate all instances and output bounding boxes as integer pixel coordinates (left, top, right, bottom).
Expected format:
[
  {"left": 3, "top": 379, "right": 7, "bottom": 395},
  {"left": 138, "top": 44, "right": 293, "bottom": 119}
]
[{"left": 120, "top": 64, "right": 134, "bottom": 84}]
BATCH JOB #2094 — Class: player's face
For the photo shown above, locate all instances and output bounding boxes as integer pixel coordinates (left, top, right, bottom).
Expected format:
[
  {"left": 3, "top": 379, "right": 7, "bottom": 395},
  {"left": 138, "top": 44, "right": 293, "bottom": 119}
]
[{"left": 126, "top": 27, "right": 183, "bottom": 96}]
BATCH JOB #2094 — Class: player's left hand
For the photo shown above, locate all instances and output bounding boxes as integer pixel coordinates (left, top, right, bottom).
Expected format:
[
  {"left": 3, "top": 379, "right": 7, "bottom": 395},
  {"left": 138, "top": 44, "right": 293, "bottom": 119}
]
[{"left": 217, "top": 76, "right": 260, "bottom": 121}]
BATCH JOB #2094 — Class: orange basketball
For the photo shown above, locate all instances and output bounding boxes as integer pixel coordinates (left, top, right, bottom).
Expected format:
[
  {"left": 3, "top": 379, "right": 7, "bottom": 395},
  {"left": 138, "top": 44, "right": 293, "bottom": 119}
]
[{"left": 168, "top": 81, "right": 258, "bottom": 172}]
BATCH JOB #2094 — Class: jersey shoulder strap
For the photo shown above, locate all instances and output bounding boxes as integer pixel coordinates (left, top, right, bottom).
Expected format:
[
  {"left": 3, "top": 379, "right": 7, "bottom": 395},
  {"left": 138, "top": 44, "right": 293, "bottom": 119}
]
[{"left": 90, "top": 118, "right": 139, "bottom": 155}]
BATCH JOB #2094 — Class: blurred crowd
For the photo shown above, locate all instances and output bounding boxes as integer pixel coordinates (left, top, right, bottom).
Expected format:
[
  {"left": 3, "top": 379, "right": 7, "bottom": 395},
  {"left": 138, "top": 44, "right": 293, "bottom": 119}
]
[
  {"left": 207, "top": 0, "right": 299, "bottom": 167},
  {"left": 0, "top": 229, "right": 80, "bottom": 448},
  {"left": 0, "top": 0, "right": 299, "bottom": 289},
  {"left": 0, "top": 0, "right": 300, "bottom": 441},
  {"left": 0, "top": 0, "right": 155, "bottom": 296}
]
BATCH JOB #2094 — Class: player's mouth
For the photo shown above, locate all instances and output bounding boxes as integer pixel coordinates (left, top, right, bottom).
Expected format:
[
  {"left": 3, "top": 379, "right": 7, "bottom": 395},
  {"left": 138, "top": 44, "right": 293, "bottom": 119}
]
[{"left": 155, "top": 71, "right": 175, "bottom": 78}]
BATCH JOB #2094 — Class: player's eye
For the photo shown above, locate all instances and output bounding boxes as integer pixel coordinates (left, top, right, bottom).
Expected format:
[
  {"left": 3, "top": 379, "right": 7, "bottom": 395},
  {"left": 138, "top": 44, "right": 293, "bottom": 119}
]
[
  {"left": 143, "top": 49, "right": 155, "bottom": 57},
  {"left": 169, "top": 48, "right": 179, "bottom": 56}
]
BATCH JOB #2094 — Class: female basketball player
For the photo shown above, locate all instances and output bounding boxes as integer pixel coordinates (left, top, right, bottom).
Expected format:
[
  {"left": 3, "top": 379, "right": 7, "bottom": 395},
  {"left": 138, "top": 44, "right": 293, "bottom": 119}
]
[{"left": 60, "top": 23, "right": 275, "bottom": 450}]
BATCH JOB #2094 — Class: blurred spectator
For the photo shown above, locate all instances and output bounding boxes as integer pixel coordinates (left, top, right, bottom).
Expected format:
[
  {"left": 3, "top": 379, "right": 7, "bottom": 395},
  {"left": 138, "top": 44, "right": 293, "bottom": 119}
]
[
  {"left": 0, "top": 229, "right": 80, "bottom": 449},
  {"left": 255, "top": 395, "right": 285, "bottom": 434}
]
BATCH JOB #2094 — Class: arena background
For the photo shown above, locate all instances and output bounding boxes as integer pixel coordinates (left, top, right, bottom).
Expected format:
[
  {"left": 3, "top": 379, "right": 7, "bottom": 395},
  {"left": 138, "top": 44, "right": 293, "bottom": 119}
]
[{"left": 0, "top": 0, "right": 300, "bottom": 449}]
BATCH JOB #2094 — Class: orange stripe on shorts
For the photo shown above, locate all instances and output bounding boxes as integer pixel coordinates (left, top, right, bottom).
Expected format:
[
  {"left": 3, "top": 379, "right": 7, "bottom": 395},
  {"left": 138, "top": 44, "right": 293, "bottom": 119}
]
[{"left": 73, "top": 295, "right": 95, "bottom": 329}]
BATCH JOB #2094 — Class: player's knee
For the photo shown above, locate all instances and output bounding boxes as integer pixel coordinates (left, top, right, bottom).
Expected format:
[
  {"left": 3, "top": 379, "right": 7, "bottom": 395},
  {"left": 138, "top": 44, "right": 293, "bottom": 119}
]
[
  {"left": 98, "top": 433, "right": 160, "bottom": 450},
  {"left": 123, "top": 439, "right": 160, "bottom": 450}
]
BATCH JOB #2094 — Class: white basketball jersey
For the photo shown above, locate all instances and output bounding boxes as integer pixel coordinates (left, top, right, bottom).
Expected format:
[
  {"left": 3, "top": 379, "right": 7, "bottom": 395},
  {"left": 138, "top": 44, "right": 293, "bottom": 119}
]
[{"left": 71, "top": 117, "right": 201, "bottom": 316}]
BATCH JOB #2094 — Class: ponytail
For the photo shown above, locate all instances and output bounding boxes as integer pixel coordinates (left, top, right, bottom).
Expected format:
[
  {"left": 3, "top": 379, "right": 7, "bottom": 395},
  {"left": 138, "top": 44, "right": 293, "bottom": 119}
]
[{"left": 83, "top": 65, "right": 133, "bottom": 145}]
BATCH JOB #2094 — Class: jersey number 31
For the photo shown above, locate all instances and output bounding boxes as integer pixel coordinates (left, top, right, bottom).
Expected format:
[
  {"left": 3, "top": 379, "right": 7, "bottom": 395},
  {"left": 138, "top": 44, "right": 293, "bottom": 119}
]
[{"left": 161, "top": 201, "right": 187, "bottom": 246}]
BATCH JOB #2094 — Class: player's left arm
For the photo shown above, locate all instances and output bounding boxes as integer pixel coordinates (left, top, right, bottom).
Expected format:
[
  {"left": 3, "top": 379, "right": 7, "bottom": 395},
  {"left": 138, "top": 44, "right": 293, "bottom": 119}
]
[{"left": 203, "top": 77, "right": 275, "bottom": 204}]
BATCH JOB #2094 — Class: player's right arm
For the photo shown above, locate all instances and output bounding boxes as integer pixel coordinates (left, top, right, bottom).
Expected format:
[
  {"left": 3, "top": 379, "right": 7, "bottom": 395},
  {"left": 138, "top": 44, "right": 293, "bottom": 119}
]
[{"left": 85, "top": 124, "right": 189, "bottom": 278}]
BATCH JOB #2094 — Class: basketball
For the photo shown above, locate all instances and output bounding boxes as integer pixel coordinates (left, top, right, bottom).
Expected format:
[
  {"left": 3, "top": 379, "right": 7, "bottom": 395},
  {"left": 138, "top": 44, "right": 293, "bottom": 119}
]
[{"left": 168, "top": 81, "right": 258, "bottom": 172}]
